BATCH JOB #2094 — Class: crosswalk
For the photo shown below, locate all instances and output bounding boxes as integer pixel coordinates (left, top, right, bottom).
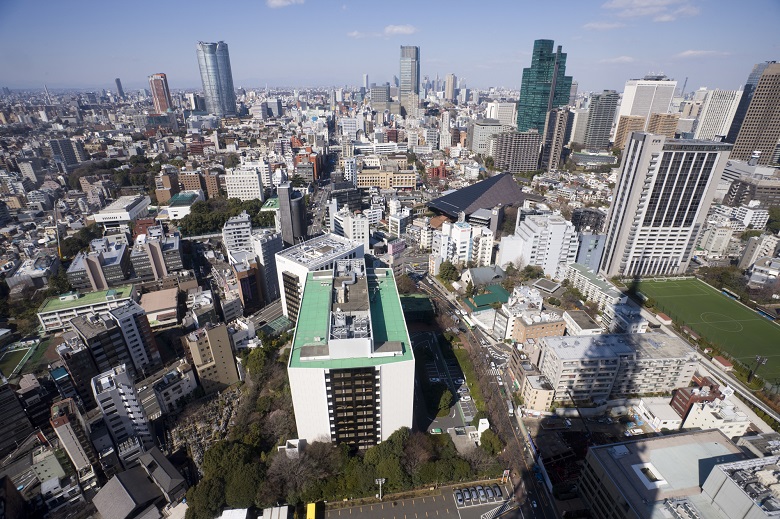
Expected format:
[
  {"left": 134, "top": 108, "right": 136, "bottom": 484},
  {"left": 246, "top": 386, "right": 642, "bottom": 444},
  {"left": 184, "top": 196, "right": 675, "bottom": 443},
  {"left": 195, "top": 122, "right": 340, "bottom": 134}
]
[
  {"left": 481, "top": 502, "right": 516, "bottom": 519},
  {"left": 488, "top": 368, "right": 502, "bottom": 377}
]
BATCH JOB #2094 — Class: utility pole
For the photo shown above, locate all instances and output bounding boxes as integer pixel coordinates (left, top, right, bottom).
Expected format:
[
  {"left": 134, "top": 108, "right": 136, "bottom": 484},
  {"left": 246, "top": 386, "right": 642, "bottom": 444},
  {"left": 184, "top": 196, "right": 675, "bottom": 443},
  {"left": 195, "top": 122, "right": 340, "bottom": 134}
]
[
  {"left": 748, "top": 356, "right": 768, "bottom": 383},
  {"left": 375, "top": 478, "right": 386, "bottom": 500}
]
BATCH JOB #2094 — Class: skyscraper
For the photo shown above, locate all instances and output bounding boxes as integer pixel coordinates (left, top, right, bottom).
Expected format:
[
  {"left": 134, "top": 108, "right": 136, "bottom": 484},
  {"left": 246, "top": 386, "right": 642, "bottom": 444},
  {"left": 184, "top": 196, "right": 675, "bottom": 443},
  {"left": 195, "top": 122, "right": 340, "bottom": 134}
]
[
  {"left": 731, "top": 62, "right": 780, "bottom": 165},
  {"left": 726, "top": 61, "right": 777, "bottom": 143},
  {"left": 541, "top": 108, "right": 569, "bottom": 172},
  {"left": 148, "top": 73, "right": 173, "bottom": 114},
  {"left": 616, "top": 75, "right": 677, "bottom": 130},
  {"left": 196, "top": 41, "right": 237, "bottom": 117},
  {"left": 278, "top": 182, "right": 306, "bottom": 246},
  {"left": 516, "top": 39, "right": 573, "bottom": 132},
  {"left": 445, "top": 74, "right": 457, "bottom": 103},
  {"left": 399, "top": 46, "right": 420, "bottom": 97},
  {"left": 115, "top": 78, "right": 125, "bottom": 100},
  {"left": 363, "top": 74, "right": 369, "bottom": 91},
  {"left": 584, "top": 90, "right": 619, "bottom": 149},
  {"left": 693, "top": 89, "right": 743, "bottom": 141},
  {"left": 600, "top": 134, "right": 731, "bottom": 277}
]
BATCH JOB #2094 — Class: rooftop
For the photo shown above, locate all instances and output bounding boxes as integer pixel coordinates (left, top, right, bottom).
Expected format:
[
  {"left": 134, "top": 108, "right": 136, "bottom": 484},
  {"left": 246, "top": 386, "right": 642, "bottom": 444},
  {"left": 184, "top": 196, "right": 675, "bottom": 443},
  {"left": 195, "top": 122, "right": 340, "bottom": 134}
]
[
  {"left": 277, "top": 233, "right": 361, "bottom": 268},
  {"left": 465, "top": 284, "right": 510, "bottom": 312},
  {"left": 564, "top": 310, "right": 602, "bottom": 331},
  {"left": 261, "top": 197, "right": 280, "bottom": 210},
  {"left": 139, "top": 288, "right": 178, "bottom": 312},
  {"left": 427, "top": 173, "right": 527, "bottom": 218},
  {"left": 289, "top": 263, "right": 413, "bottom": 369},
  {"left": 168, "top": 191, "right": 201, "bottom": 207},
  {"left": 568, "top": 263, "right": 623, "bottom": 297},
  {"left": 542, "top": 333, "right": 696, "bottom": 361},
  {"left": 100, "top": 195, "right": 149, "bottom": 213},
  {"left": 39, "top": 284, "right": 136, "bottom": 313}
]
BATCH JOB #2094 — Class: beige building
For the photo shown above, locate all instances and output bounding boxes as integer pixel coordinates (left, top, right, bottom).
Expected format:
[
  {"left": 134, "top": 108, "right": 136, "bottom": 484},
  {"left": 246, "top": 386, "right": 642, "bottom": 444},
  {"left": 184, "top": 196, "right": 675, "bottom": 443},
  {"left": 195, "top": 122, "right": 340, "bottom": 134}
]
[
  {"left": 356, "top": 170, "right": 416, "bottom": 189},
  {"left": 646, "top": 112, "right": 680, "bottom": 139},
  {"left": 682, "top": 399, "right": 752, "bottom": 439},
  {"left": 521, "top": 375, "right": 554, "bottom": 412},
  {"left": 614, "top": 115, "right": 646, "bottom": 149},
  {"left": 511, "top": 315, "right": 566, "bottom": 342},
  {"left": 184, "top": 323, "right": 239, "bottom": 395},
  {"left": 732, "top": 62, "right": 780, "bottom": 164}
]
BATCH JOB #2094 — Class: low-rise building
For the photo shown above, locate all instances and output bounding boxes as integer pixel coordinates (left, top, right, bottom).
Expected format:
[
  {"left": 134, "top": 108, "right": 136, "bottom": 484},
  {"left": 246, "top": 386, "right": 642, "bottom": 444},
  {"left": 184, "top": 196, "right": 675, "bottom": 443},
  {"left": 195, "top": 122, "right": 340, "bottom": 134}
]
[
  {"left": 563, "top": 310, "right": 602, "bottom": 336},
  {"left": 521, "top": 375, "right": 554, "bottom": 412},
  {"left": 37, "top": 285, "right": 139, "bottom": 333},
  {"left": 564, "top": 263, "right": 626, "bottom": 311},
  {"left": 152, "top": 360, "right": 197, "bottom": 414},
  {"left": 602, "top": 303, "right": 648, "bottom": 334},
  {"left": 683, "top": 398, "right": 752, "bottom": 439},
  {"left": 93, "top": 195, "right": 151, "bottom": 227}
]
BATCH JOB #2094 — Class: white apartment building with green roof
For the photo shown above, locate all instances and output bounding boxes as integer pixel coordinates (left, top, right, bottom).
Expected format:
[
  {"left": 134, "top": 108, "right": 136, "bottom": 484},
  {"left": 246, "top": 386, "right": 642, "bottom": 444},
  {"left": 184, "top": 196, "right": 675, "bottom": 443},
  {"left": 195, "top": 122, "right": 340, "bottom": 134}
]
[{"left": 287, "top": 259, "right": 415, "bottom": 450}]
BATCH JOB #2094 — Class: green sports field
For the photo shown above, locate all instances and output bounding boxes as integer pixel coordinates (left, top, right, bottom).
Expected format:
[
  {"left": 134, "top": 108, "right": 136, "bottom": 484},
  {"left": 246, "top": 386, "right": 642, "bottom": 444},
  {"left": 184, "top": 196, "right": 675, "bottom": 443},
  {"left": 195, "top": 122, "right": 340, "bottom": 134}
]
[
  {"left": 636, "top": 278, "right": 780, "bottom": 379},
  {"left": 0, "top": 348, "right": 29, "bottom": 377}
]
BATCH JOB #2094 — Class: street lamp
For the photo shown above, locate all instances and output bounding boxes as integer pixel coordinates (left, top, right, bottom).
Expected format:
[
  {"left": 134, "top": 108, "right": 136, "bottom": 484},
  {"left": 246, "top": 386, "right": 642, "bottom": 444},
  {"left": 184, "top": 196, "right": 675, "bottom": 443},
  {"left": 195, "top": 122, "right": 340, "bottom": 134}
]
[{"left": 375, "top": 478, "right": 386, "bottom": 500}]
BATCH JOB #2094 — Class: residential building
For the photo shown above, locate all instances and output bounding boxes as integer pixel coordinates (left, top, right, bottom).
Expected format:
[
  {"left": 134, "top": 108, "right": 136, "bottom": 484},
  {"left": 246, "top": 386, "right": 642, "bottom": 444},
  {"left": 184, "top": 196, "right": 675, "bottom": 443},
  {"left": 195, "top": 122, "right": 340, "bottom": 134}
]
[
  {"left": 579, "top": 430, "right": 745, "bottom": 519},
  {"left": 468, "top": 119, "right": 505, "bottom": 155},
  {"left": 516, "top": 39, "right": 572, "bottom": 132},
  {"left": 138, "top": 447, "right": 187, "bottom": 504},
  {"left": 56, "top": 337, "right": 100, "bottom": 409},
  {"left": 184, "top": 323, "right": 240, "bottom": 395},
  {"left": 726, "top": 61, "right": 776, "bottom": 143},
  {"left": 732, "top": 62, "right": 780, "bottom": 164},
  {"left": 496, "top": 214, "right": 578, "bottom": 278},
  {"left": 431, "top": 220, "right": 494, "bottom": 271},
  {"left": 71, "top": 312, "right": 135, "bottom": 378},
  {"left": 538, "top": 333, "right": 697, "bottom": 403},
  {"left": 616, "top": 74, "right": 677, "bottom": 129},
  {"left": 332, "top": 206, "right": 370, "bottom": 250},
  {"left": 276, "top": 233, "right": 364, "bottom": 319},
  {"left": 584, "top": 90, "right": 619, "bottom": 149},
  {"left": 224, "top": 165, "right": 265, "bottom": 202},
  {"left": 49, "top": 138, "right": 87, "bottom": 168},
  {"left": 154, "top": 172, "right": 179, "bottom": 204},
  {"left": 614, "top": 115, "right": 646, "bottom": 149},
  {"left": 229, "top": 250, "right": 264, "bottom": 313},
  {"left": 129, "top": 234, "right": 183, "bottom": 282},
  {"left": 489, "top": 130, "right": 541, "bottom": 173},
  {"left": 564, "top": 263, "right": 626, "bottom": 311},
  {"left": 486, "top": 101, "right": 518, "bottom": 127},
  {"left": 575, "top": 232, "right": 606, "bottom": 272},
  {"left": 646, "top": 112, "right": 680, "bottom": 139},
  {"left": 222, "top": 211, "right": 253, "bottom": 252},
  {"left": 682, "top": 398, "right": 751, "bottom": 439},
  {"left": 109, "top": 301, "right": 161, "bottom": 375},
  {"left": 540, "top": 108, "right": 569, "bottom": 172},
  {"left": 602, "top": 303, "right": 648, "bottom": 334},
  {"left": 50, "top": 398, "right": 98, "bottom": 490},
  {"left": 520, "top": 375, "right": 554, "bottom": 413},
  {"left": 151, "top": 360, "right": 197, "bottom": 414},
  {"left": 196, "top": 41, "right": 237, "bottom": 117},
  {"left": 694, "top": 89, "right": 743, "bottom": 140},
  {"left": 496, "top": 287, "right": 565, "bottom": 342},
  {"left": 0, "top": 377, "right": 34, "bottom": 458},
  {"left": 738, "top": 233, "right": 780, "bottom": 269},
  {"left": 287, "top": 259, "right": 415, "bottom": 449},
  {"left": 600, "top": 134, "right": 731, "bottom": 277},
  {"left": 38, "top": 285, "right": 139, "bottom": 333},
  {"left": 252, "top": 229, "right": 283, "bottom": 303},
  {"left": 148, "top": 73, "right": 173, "bottom": 114},
  {"left": 92, "top": 365, "right": 153, "bottom": 467},
  {"left": 562, "top": 310, "right": 602, "bottom": 336},
  {"left": 724, "top": 156, "right": 780, "bottom": 207}
]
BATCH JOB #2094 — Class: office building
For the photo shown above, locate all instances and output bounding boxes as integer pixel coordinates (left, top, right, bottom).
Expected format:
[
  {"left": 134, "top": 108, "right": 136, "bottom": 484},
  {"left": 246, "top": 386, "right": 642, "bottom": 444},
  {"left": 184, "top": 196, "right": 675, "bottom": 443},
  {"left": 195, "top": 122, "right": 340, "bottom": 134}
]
[
  {"left": 732, "top": 62, "right": 780, "bottom": 164},
  {"left": 129, "top": 234, "right": 183, "bottom": 282},
  {"left": 486, "top": 101, "right": 518, "bottom": 127},
  {"left": 287, "top": 259, "right": 415, "bottom": 449},
  {"left": 617, "top": 74, "right": 677, "bottom": 129},
  {"left": 333, "top": 206, "right": 370, "bottom": 250},
  {"left": 71, "top": 313, "right": 135, "bottom": 378},
  {"left": 516, "top": 39, "right": 572, "bottom": 132},
  {"left": 276, "top": 234, "right": 364, "bottom": 320},
  {"left": 0, "top": 376, "right": 34, "bottom": 458},
  {"left": 445, "top": 74, "right": 457, "bottom": 102},
  {"left": 278, "top": 182, "right": 306, "bottom": 246},
  {"left": 569, "top": 108, "right": 589, "bottom": 145},
  {"left": 56, "top": 337, "right": 100, "bottom": 409},
  {"left": 726, "top": 61, "right": 777, "bottom": 143},
  {"left": 229, "top": 250, "right": 264, "bottom": 313},
  {"left": 92, "top": 195, "right": 151, "bottom": 227},
  {"left": 222, "top": 211, "right": 253, "bottom": 252},
  {"left": 224, "top": 165, "right": 265, "bottom": 202},
  {"left": 540, "top": 108, "right": 569, "bottom": 172},
  {"left": 196, "top": 41, "right": 237, "bottom": 117},
  {"left": 92, "top": 365, "right": 153, "bottom": 467},
  {"left": 493, "top": 286, "right": 565, "bottom": 342},
  {"left": 584, "top": 90, "right": 619, "bottom": 149},
  {"left": 539, "top": 333, "right": 697, "bottom": 403},
  {"left": 109, "top": 301, "right": 161, "bottom": 375},
  {"left": 646, "top": 112, "right": 680, "bottom": 139},
  {"left": 468, "top": 118, "right": 505, "bottom": 154},
  {"left": 496, "top": 214, "right": 577, "bottom": 278},
  {"left": 252, "top": 229, "right": 283, "bottom": 303},
  {"left": 148, "top": 73, "right": 172, "bottom": 114},
  {"left": 614, "top": 115, "right": 647, "bottom": 149},
  {"left": 115, "top": 78, "right": 125, "bottom": 99},
  {"left": 399, "top": 46, "right": 420, "bottom": 97},
  {"left": 694, "top": 89, "right": 743, "bottom": 140},
  {"left": 184, "top": 323, "right": 240, "bottom": 395},
  {"left": 600, "top": 134, "right": 732, "bottom": 277},
  {"left": 370, "top": 84, "right": 390, "bottom": 104},
  {"left": 579, "top": 430, "right": 745, "bottom": 519},
  {"left": 489, "top": 130, "right": 541, "bottom": 173},
  {"left": 682, "top": 398, "right": 751, "bottom": 439},
  {"left": 67, "top": 241, "right": 130, "bottom": 292},
  {"left": 50, "top": 398, "right": 98, "bottom": 490},
  {"left": 355, "top": 170, "right": 416, "bottom": 190},
  {"left": 576, "top": 232, "right": 606, "bottom": 273},
  {"left": 724, "top": 155, "right": 780, "bottom": 207}
]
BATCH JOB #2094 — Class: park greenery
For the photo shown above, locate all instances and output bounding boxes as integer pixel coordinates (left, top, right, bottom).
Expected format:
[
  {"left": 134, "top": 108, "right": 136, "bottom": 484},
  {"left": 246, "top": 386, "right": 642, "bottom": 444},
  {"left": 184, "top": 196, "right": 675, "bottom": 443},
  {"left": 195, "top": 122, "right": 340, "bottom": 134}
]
[
  {"left": 176, "top": 198, "right": 276, "bottom": 237},
  {"left": 59, "top": 224, "right": 104, "bottom": 258}
]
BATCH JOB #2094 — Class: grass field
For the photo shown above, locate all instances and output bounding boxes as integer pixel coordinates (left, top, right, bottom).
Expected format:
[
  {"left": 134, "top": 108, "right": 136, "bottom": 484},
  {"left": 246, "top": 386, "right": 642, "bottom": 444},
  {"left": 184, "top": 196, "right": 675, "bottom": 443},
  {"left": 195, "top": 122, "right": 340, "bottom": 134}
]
[
  {"left": 637, "top": 278, "right": 780, "bottom": 379},
  {"left": 0, "top": 348, "right": 30, "bottom": 376}
]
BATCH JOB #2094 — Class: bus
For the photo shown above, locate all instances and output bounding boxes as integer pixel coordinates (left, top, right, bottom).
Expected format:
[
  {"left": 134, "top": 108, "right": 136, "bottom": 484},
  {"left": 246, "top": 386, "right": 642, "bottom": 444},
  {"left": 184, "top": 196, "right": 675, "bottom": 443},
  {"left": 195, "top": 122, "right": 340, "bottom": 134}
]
[{"left": 306, "top": 502, "right": 322, "bottom": 519}]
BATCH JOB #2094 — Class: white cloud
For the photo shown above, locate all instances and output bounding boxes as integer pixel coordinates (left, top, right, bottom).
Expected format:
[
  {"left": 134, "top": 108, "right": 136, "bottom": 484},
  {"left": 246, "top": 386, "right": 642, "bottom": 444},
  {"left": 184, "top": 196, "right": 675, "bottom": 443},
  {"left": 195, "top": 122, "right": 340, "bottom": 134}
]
[
  {"left": 601, "top": 0, "right": 699, "bottom": 21},
  {"left": 347, "top": 30, "right": 374, "bottom": 39},
  {"left": 383, "top": 24, "right": 418, "bottom": 36},
  {"left": 674, "top": 49, "right": 730, "bottom": 58},
  {"left": 266, "top": 0, "right": 304, "bottom": 7},
  {"left": 600, "top": 55, "right": 636, "bottom": 64},
  {"left": 583, "top": 21, "right": 625, "bottom": 30}
]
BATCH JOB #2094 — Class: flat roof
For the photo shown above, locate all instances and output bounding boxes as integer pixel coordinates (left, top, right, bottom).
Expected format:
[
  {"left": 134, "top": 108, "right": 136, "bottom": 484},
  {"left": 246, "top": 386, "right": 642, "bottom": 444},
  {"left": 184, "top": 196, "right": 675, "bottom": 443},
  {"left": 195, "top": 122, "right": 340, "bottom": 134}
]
[
  {"left": 168, "top": 191, "right": 200, "bottom": 207},
  {"left": 100, "top": 195, "right": 148, "bottom": 213},
  {"left": 289, "top": 268, "right": 413, "bottom": 369},
  {"left": 590, "top": 430, "right": 744, "bottom": 517},
  {"left": 568, "top": 263, "right": 623, "bottom": 297},
  {"left": 261, "top": 197, "right": 280, "bottom": 210},
  {"left": 564, "top": 310, "right": 601, "bottom": 330},
  {"left": 39, "top": 285, "right": 136, "bottom": 313},
  {"left": 542, "top": 333, "right": 696, "bottom": 361},
  {"left": 277, "top": 233, "right": 360, "bottom": 268},
  {"left": 139, "top": 288, "right": 179, "bottom": 312}
]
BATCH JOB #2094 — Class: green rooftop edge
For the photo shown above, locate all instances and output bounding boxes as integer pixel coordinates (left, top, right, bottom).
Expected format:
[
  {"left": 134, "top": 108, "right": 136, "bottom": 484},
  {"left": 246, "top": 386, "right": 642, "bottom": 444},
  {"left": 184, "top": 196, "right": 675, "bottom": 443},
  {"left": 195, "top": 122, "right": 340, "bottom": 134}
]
[{"left": 38, "top": 284, "right": 136, "bottom": 313}]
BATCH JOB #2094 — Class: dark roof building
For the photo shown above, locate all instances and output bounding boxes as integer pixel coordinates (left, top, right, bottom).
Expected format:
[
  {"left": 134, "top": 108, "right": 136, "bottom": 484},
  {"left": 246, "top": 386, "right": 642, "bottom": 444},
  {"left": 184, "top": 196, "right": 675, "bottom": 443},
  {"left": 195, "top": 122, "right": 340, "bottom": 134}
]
[
  {"left": 427, "top": 173, "right": 528, "bottom": 218},
  {"left": 92, "top": 466, "right": 163, "bottom": 519},
  {"left": 138, "top": 447, "right": 186, "bottom": 503}
]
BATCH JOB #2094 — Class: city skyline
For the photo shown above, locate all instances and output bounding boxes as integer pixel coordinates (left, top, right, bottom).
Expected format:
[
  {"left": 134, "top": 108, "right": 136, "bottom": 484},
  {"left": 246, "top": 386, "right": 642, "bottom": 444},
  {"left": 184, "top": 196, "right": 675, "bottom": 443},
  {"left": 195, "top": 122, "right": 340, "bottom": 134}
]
[{"left": 0, "top": 0, "right": 778, "bottom": 92}]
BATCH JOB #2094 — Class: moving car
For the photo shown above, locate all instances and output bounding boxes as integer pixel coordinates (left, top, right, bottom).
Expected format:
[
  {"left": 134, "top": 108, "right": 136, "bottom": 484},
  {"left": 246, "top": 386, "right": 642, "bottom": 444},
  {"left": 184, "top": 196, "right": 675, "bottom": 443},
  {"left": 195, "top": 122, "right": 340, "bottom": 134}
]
[{"left": 461, "top": 396, "right": 472, "bottom": 402}]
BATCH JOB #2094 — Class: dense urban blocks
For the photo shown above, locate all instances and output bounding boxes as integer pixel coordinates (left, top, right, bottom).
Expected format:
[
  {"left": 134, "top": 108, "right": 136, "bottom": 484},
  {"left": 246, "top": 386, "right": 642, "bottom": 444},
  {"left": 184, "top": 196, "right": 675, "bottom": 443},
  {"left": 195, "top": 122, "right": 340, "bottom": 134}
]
[{"left": 637, "top": 278, "right": 780, "bottom": 378}]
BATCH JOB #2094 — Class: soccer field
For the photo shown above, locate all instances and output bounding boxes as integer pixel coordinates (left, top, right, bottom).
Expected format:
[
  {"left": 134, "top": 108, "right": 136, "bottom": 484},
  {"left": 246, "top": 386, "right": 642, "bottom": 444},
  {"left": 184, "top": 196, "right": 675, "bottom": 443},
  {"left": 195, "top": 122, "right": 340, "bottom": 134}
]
[
  {"left": 637, "top": 278, "right": 780, "bottom": 379},
  {"left": 0, "top": 348, "right": 29, "bottom": 376}
]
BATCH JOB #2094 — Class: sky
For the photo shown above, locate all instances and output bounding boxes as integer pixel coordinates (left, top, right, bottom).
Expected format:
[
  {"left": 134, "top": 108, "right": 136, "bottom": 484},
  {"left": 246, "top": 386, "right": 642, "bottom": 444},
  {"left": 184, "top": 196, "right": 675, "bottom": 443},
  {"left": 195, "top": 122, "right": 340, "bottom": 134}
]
[{"left": 1, "top": 0, "right": 778, "bottom": 94}]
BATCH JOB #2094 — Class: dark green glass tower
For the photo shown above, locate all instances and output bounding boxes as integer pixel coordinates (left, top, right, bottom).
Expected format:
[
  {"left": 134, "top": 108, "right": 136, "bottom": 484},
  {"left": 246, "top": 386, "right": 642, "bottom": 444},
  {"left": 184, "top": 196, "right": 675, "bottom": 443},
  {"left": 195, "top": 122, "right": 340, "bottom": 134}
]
[{"left": 516, "top": 39, "right": 573, "bottom": 132}]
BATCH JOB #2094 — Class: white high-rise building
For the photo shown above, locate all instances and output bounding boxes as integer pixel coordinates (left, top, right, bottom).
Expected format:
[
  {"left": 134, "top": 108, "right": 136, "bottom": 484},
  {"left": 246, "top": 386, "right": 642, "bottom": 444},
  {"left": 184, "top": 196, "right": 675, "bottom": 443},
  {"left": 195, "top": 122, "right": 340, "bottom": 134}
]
[
  {"left": 332, "top": 206, "right": 370, "bottom": 250},
  {"left": 109, "top": 301, "right": 160, "bottom": 376},
  {"left": 92, "top": 365, "right": 153, "bottom": 465},
  {"left": 224, "top": 165, "right": 265, "bottom": 202},
  {"left": 430, "top": 221, "right": 493, "bottom": 273},
  {"left": 496, "top": 215, "right": 578, "bottom": 278},
  {"left": 240, "top": 158, "right": 272, "bottom": 190},
  {"left": 600, "top": 134, "right": 732, "bottom": 277},
  {"left": 222, "top": 211, "right": 253, "bottom": 252},
  {"left": 288, "top": 259, "right": 414, "bottom": 449},
  {"left": 343, "top": 157, "right": 357, "bottom": 186},
  {"left": 440, "top": 111, "right": 452, "bottom": 149},
  {"left": 693, "top": 89, "right": 743, "bottom": 141},
  {"left": 486, "top": 101, "right": 518, "bottom": 127},
  {"left": 617, "top": 75, "right": 677, "bottom": 129}
]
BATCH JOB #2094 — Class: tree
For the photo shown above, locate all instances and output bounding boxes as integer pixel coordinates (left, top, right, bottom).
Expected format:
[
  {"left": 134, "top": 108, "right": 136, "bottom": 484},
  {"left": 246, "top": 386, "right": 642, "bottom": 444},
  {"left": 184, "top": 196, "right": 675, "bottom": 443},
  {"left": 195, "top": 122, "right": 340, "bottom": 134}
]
[
  {"left": 484, "top": 156, "right": 495, "bottom": 171},
  {"left": 438, "top": 261, "right": 459, "bottom": 282},
  {"left": 741, "top": 229, "right": 763, "bottom": 241},
  {"left": 438, "top": 388, "right": 453, "bottom": 415},
  {"left": 768, "top": 206, "right": 780, "bottom": 233},
  {"left": 47, "top": 270, "right": 72, "bottom": 296},
  {"left": 396, "top": 274, "right": 417, "bottom": 294},
  {"left": 519, "top": 265, "right": 544, "bottom": 281},
  {"left": 465, "top": 281, "right": 474, "bottom": 298},
  {"left": 224, "top": 153, "right": 240, "bottom": 169},
  {"left": 479, "top": 429, "right": 503, "bottom": 456},
  {"left": 185, "top": 477, "right": 226, "bottom": 519}
]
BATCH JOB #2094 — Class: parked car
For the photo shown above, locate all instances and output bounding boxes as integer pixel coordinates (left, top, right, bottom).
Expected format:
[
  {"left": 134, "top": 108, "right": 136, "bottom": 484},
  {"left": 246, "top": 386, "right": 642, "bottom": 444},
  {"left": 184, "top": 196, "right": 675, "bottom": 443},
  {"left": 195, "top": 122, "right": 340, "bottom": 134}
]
[
  {"left": 485, "top": 486, "right": 494, "bottom": 499},
  {"left": 461, "top": 396, "right": 472, "bottom": 402},
  {"left": 463, "top": 488, "right": 471, "bottom": 502},
  {"left": 430, "top": 428, "right": 442, "bottom": 434},
  {"left": 454, "top": 490, "right": 464, "bottom": 506},
  {"left": 630, "top": 428, "right": 644, "bottom": 435},
  {"left": 477, "top": 485, "right": 486, "bottom": 502},
  {"left": 470, "top": 488, "right": 478, "bottom": 502},
  {"left": 492, "top": 484, "right": 502, "bottom": 498}
]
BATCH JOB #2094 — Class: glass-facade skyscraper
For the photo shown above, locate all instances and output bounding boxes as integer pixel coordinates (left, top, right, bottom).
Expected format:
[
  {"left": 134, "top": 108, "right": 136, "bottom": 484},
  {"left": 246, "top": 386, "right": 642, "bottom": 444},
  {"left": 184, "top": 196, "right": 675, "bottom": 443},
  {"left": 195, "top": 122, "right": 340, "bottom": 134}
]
[
  {"left": 516, "top": 39, "right": 572, "bottom": 132},
  {"left": 399, "top": 46, "right": 420, "bottom": 97},
  {"left": 196, "top": 41, "right": 237, "bottom": 117}
]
